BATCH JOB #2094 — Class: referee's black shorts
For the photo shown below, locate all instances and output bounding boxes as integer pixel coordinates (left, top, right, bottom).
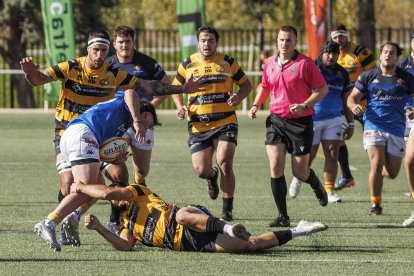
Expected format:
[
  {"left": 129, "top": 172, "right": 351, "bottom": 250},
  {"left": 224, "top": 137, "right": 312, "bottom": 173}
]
[{"left": 265, "top": 114, "right": 313, "bottom": 155}]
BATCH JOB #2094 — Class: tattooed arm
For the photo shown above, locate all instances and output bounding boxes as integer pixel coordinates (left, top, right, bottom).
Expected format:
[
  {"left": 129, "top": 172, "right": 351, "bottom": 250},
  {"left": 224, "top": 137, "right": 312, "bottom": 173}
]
[{"left": 134, "top": 75, "right": 204, "bottom": 96}]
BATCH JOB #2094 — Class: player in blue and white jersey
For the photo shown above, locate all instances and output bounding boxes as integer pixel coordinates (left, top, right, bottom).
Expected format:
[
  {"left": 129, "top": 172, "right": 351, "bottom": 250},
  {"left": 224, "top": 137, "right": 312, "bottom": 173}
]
[
  {"left": 398, "top": 33, "right": 414, "bottom": 227},
  {"left": 34, "top": 89, "right": 158, "bottom": 251},
  {"left": 289, "top": 41, "right": 353, "bottom": 203},
  {"left": 348, "top": 42, "right": 414, "bottom": 216},
  {"left": 102, "top": 26, "right": 185, "bottom": 234}
]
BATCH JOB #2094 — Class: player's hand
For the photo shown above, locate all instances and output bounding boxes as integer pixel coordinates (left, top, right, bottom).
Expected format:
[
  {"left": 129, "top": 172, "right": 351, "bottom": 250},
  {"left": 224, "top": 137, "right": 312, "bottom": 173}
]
[
  {"left": 109, "top": 150, "right": 129, "bottom": 165},
  {"left": 351, "top": 104, "right": 366, "bottom": 116},
  {"left": 19, "top": 57, "right": 39, "bottom": 73},
  {"left": 344, "top": 127, "right": 354, "bottom": 140},
  {"left": 84, "top": 214, "right": 101, "bottom": 230},
  {"left": 133, "top": 121, "right": 146, "bottom": 143},
  {"left": 70, "top": 180, "right": 85, "bottom": 194},
  {"left": 248, "top": 105, "right": 258, "bottom": 119},
  {"left": 176, "top": 106, "right": 187, "bottom": 120},
  {"left": 182, "top": 74, "right": 206, "bottom": 94},
  {"left": 227, "top": 92, "right": 242, "bottom": 106},
  {"left": 405, "top": 106, "right": 414, "bottom": 120},
  {"left": 289, "top": 103, "right": 307, "bottom": 115}
]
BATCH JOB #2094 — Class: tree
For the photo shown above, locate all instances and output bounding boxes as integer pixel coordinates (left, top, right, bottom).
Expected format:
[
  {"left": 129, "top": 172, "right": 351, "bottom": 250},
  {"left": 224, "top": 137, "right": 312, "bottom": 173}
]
[
  {"left": 0, "top": 0, "right": 117, "bottom": 108},
  {"left": 0, "top": 1, "right": 42, "bottom": 108},
  {"left": 358, "top": 0, "right": 375, "bottom": 55}
]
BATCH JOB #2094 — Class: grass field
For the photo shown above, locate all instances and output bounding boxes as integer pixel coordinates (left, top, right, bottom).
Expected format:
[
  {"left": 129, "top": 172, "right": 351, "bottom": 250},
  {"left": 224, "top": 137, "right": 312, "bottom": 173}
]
[{"left": 1, "top": 111, "right": 414, "bottom": 275}]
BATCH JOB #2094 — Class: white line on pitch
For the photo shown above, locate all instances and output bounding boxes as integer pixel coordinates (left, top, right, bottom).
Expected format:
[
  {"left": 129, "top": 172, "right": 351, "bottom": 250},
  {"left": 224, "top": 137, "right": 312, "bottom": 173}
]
[{"left": 235, "top": 259, "right": 414, "bottom": 264}]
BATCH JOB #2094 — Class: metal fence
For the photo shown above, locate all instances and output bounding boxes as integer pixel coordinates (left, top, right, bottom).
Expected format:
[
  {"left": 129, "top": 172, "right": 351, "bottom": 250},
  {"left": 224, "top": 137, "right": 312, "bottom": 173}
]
[{"left": 1, "top": 27, "right": 413, "bottom": 109}]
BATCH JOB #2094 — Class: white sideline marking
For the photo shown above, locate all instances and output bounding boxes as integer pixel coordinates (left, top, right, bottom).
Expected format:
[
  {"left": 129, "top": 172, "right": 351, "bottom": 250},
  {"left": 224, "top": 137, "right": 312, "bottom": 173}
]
[{"left": 235, "top": 259, "right": 414, "bottom": 264}]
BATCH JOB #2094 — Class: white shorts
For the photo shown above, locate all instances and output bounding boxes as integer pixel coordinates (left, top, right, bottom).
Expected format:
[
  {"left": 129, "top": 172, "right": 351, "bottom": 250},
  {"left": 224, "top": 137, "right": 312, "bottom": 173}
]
[
  {"left": 122, "top": 127, "right": 154, "bottom": 151},
  {"left": 60, "top": 124, "right": 100, "bottom": 163},
  {"left": 312, "top": 116, "right": 345, "bottom": 145},
  {"left": 363, "top": 130, "right": 405, "bottom": 158}
]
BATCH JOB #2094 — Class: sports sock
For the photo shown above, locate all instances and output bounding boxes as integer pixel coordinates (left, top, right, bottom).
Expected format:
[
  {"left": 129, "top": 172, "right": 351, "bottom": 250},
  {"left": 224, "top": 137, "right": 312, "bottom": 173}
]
[
  {"left": 305, "top": 169, "right": 322, "bottom": 190},
  {"left": 338, "top": 144, "right": 353, "bottom": 179},
  {"left": 134, "top": 172, "right": 146, "bottom": 186},
  {"left": 270, "top": 176, "right": 288, "bottom": 218},
  {"left": 206, "top": 216, "right": 227, "bottom": 234},
  {"left": 273, "top": 230, "right": 292, "bottom": 245},
  {"left": 46, "top": 212, "right": 62, "bottom": 228},
  {"left": 371, "top": 196, "right": 382, "bottom": 207},
  {"left": 324, "top": 181, "right": 334, "bottom": 193},
  {"left": 412, "top": 192, "right": 414, "bottom": 199},
  {"left": 222, "top": 197, "right": 233, "bottom": 212}
]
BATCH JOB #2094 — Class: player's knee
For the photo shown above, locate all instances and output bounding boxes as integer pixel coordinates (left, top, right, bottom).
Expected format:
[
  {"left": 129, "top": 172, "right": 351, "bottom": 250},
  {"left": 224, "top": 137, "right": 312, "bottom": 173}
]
[
  {"left": 217, "top": 161, "right": 232, "bottom": 176},
  {"left": 193, "top": 167, "right": 210, "bottom": 179},
  {"left": 175, "top": 208, "right": 191, "bottom": 225}
]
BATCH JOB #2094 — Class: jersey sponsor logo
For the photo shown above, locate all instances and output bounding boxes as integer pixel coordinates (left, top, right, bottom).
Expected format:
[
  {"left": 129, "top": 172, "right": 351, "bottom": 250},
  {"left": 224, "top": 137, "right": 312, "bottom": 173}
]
[
  {"left": 373, "top": 90, "right": 404, "bottom": 101},
  {"left": 63, "top": 98, "right": 92, "bottom": 114},
  {"left": 67, "top": 79, "right": 114, "bottom": 97},
  {"left": 142, "top": 208, "right": 161, "bottom": 246},
  {"left": 83, "top": 138, "right": 99, "bottom": 149},
  {"left": 193, "top": 93, "right": 227, "bottom": 105},
  {"left": 204, "top": 74, "right": 228, "bottom": 84}
]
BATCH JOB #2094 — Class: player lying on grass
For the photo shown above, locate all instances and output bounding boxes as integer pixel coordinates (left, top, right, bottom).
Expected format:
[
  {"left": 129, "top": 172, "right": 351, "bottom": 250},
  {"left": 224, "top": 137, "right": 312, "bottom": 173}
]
[{"left": 72, "top": 181, "right": 328, "bottom": 253}]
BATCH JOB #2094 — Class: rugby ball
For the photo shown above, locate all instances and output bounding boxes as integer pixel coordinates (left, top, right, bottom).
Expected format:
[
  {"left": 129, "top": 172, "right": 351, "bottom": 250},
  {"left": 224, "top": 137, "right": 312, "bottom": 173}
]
[{"left": 99, "top": 137, "right": 129, "bottom": 162}]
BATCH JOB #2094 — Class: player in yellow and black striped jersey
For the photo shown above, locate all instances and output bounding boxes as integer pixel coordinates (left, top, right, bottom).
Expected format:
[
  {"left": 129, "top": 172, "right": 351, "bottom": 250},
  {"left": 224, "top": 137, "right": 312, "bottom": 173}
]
[
  {"left": 47, "top": 55, "right": 136, "bottom": 140},
  {"left": 67, "top": 181, "right": 329, "bottom": 253},
  {"left": 173, "top": 52, "right": 248, "bottom": 133},
  {"left": 21, "top": 30, "right": 205, "bottom": 247},
  {"left": 172, "top": 26, "right": 252, "bottom": 222}
]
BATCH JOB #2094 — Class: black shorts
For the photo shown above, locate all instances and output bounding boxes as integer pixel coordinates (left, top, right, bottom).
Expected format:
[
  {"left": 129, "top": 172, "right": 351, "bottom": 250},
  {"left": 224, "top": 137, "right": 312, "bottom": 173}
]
[
  {"left": 265, "top": 114, "right": 313, "bottom": 155},
  {"left": 188, "top": 124, "right": 238, "bottom": 154},
  {"left": 181, "top": 205, "right": 218, "bottom": 252}
]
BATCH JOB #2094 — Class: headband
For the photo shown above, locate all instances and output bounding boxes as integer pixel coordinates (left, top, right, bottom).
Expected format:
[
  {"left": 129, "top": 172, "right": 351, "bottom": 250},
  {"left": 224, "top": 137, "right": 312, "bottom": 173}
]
[
  {"left": 87, "top": 37, "right": 110, "bottom": 48},
  {"left": 330, "top": 30, "right": 348, "bottom": 38}
]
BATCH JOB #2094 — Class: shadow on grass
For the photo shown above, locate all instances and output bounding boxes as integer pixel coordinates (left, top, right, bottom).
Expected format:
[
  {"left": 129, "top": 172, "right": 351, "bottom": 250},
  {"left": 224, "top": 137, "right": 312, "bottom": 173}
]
[
  {"left": 232, "top": 245, "right": 385, "bottom": 257},
  {"left": 0, "top": 258, "right": 148, "bottom": 263}
]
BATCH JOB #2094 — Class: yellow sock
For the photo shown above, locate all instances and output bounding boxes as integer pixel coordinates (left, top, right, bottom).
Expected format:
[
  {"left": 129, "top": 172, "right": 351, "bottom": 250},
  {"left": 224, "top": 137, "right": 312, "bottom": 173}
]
[
  {"left": 80, "top": 200, "right": 94, "bottom": 213},
  {"left": 134, "top": 172, "right": 145, "bottom": 185},
  {"left": 324, "top": 182, "right": 334, "bottom": 193},
  {"left": 47, "top": 212, "right": 62, "bottom": 225},
  {"left": 370, "top": 196, "right": 382, "bottom": 207},
  {"left": 411, "top": 191, "right": 414, "bottom": 199}
]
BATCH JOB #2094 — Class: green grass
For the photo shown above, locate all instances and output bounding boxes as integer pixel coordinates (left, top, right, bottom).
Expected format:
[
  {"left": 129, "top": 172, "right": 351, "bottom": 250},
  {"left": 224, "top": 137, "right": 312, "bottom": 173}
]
[{"left": 0, "top": 111, "right": 414, "bottom": 275}]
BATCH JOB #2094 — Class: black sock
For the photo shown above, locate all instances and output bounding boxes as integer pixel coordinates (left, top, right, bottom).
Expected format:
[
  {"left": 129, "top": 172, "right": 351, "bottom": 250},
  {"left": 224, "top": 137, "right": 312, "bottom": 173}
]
[
  {"left": 270, "top": 176, "right": 288, "bottom": 218},
  {"left": 206, "top": 216, "right": 226, "bottom": 234},
  {"left": 110, "top": 202, "right": 122, "bottom": 224},
  {"left": 58, "top": 190, "right": 65, "bottom": 203},
  {"left": 305, "top": 169, "right": 322, "bottom": 190},
  {"left": 273, "top": 230, "right": 293, "bottom": 246},
  {"left": 338, "top": 144, "right": 353, "bottom": 179},
  {"left": 222, "top": 197, "right": 233, "bottom": 212}
]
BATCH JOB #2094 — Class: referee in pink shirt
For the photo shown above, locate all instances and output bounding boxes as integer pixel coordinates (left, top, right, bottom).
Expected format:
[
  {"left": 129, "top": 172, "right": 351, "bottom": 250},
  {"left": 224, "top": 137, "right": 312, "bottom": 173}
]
[{"left": 249, "top": 26, "right": 329, "bottom": 227}]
